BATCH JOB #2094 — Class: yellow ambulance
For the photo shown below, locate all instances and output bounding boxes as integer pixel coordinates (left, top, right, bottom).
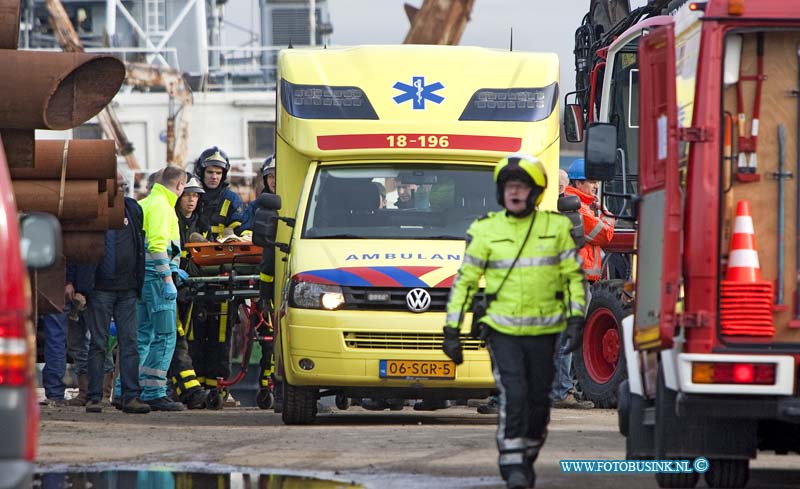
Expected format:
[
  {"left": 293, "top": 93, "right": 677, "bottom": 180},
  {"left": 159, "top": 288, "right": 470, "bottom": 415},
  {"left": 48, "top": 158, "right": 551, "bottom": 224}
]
[{"left": 272, "top": 45, "right": 560, "bottom": 424}]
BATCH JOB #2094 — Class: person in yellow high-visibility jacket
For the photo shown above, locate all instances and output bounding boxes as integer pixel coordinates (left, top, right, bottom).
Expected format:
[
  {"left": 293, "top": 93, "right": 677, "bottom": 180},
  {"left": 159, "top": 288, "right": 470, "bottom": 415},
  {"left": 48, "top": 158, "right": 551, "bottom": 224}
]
[
  {"left": 442, "top": 154, "right": 587, "bottom": 489},
  {"left": 136, "top": 166, "right": 187, "bottom": 411}
]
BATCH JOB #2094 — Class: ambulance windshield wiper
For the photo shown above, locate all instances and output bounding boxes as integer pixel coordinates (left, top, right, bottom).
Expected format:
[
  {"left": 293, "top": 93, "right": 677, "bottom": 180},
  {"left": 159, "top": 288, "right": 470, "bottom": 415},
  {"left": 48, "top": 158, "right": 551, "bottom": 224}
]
[{"left": 315, "top": 233, "right": 367, "bottom": 239}]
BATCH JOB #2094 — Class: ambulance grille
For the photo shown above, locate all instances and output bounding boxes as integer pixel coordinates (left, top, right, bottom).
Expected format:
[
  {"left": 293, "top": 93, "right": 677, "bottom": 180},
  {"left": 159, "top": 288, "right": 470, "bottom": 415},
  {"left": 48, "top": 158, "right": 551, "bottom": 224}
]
[
  {"left": 343, "top": 332, "right": 485, "bottom": 351},
  {"left": 343, "top": 286, "right": 451, "bottom": 311}
]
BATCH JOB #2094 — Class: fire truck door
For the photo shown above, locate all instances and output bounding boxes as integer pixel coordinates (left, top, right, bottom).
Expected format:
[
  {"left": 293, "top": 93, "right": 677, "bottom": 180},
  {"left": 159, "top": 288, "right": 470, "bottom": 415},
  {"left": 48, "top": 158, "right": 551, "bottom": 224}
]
[{"left": 634, "top": 24, "right": 683, "bottom": 352}]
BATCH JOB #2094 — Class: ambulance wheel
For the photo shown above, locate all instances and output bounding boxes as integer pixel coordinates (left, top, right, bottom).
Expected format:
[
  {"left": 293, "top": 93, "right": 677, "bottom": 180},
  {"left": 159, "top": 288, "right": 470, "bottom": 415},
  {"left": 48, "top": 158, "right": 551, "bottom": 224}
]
[
  {"left": 574, "top": 280, "right": 631, "bottom": 408},
  {"left": 335, "top": 393, "right": 351, "bottom": 410},
  {"left": 704, "top": 459, "right": 749, "bottom": 488},
  {"left": 206, "top": 389, "right": 223, "bottom": 410},
  {"left": 256, "top": 388, "right": 274, "bottom": 410},
  {"left": 281, "top": 383, "right": 317, "bottom": 425}
]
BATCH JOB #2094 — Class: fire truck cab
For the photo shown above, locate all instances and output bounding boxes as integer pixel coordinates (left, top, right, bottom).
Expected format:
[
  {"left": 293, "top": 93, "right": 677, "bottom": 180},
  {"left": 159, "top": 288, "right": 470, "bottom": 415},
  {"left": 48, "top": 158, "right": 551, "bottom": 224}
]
[{"left": 572, "top": 1, "right": 800, "bottom": 487}]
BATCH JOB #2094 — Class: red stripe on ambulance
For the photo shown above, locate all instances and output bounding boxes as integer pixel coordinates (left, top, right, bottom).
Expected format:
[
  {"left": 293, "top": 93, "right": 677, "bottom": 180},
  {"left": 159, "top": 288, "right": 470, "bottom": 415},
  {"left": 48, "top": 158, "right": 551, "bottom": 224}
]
[{"left": 317, "top": 134, "right": 522, "bottom": 152}]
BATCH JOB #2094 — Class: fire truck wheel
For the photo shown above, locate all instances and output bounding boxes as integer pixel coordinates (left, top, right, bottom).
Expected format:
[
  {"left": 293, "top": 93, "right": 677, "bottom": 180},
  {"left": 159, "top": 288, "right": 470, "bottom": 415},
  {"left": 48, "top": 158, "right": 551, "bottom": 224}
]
[
  {"left": 281, "top": 382, "right": 318, "bottom": 425},
  {"left": 704, "top": 459, "right": 749, "bottom": 488},
  {"left": 574, "top": 280, "right": 631, "bottom": 408}
]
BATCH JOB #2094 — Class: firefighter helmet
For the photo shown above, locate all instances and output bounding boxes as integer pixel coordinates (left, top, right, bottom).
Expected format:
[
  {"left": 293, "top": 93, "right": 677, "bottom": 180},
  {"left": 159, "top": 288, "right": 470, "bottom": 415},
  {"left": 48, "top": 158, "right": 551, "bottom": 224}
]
[
  {"left": 183, "top": 175, "right": 205, "bottom": 195},
  {"left": 260, "top": 154, "right": 276, "bottom": 177},
  {"left": 195, "top": 146, "right": 230, "bottom": 181}
]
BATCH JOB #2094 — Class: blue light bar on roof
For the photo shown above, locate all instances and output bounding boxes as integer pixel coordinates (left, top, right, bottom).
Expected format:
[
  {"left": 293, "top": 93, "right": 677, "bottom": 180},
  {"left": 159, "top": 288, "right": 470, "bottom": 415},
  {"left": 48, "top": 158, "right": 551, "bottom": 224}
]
[
  {"left": 459, "top": 82, "right": 558, "bottom": 122},
  {"left": 280, "top": 79, "right": 379, "bottom": 120}
]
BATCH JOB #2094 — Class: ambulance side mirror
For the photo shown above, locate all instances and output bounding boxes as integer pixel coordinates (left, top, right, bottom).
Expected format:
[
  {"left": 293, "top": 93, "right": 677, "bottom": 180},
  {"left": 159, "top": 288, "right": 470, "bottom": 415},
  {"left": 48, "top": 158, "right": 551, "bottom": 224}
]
[
  {"left": 256, "top": 193, "right": 281, "bottom": 210},
  {"left": 557, "top": 196, "right": 585, "bottom": 249}
]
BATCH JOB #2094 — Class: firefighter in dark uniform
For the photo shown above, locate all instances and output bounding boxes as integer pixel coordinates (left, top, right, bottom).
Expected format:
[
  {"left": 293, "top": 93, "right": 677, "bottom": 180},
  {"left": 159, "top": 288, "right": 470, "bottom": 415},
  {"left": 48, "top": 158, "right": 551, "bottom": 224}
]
[
  {"left": 168, "top": 175, "right": 209, "bottom": 408},
  {"left": 191, "top": 147, "right": 247, "bottom": 394},
  {"left": 244, "top": 155, "right": 280, "bottom": 410},
  {"left": 442, "top": 154, "right": 587, "bottom": 489}
]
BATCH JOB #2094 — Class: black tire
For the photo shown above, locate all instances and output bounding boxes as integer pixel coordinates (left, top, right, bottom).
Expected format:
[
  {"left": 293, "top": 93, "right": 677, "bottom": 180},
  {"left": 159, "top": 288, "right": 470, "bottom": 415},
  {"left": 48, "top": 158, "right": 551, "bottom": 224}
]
[
  {"left": 206, "top": 389, "right": 223, "bottom": 410},
  {"left": 704, "top": 459, "right": 749, "bottom": 488},
  {"left": 335, "top": 393, "right": 351, "bottom": 410},
  {"left": 574, "top": 280, "right": 631, "bottom": 408},
  {"left": 256, "top": 388, "right": 274, "bottom": 410},
  {"left": 281, "top": 382, "right": 318, "bottom": 425}
]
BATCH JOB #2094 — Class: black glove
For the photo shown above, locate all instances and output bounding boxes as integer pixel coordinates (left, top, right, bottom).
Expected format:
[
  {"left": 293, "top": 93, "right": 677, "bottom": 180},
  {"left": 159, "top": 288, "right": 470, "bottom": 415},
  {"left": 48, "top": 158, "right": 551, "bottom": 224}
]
[
  {"left": 562, "top": 317, "right": 584, "bottom": 354},
  {"left": 442, "top": 326, "right": 464, "bottom": 365}
]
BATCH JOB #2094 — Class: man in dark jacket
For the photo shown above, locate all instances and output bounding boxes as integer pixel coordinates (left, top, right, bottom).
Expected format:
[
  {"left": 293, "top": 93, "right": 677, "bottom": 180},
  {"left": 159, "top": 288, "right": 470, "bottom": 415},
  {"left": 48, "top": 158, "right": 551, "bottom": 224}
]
[
  {"left": 190, "top": 147, "right": 246, "bottom": 396},
  {"left": 85, "top": 173, "right": 150, "bottom": 414}
]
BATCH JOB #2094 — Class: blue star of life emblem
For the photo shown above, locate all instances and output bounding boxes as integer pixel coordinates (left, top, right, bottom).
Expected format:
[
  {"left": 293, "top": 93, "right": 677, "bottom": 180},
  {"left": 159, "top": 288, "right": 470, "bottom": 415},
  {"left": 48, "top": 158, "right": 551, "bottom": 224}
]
[{"left": 393, "top": 76, "right": 445, "bottom": 110}]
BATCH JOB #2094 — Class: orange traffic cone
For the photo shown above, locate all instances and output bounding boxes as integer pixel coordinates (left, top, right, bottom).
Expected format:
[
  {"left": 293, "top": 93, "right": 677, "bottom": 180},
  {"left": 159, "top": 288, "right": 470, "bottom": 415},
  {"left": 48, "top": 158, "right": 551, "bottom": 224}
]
[
  {"left": 726, "top": 200, "right": 762, "bottom": 282},
  {"left": 720, "top": 200, "right": 775, "bottom": 337}
]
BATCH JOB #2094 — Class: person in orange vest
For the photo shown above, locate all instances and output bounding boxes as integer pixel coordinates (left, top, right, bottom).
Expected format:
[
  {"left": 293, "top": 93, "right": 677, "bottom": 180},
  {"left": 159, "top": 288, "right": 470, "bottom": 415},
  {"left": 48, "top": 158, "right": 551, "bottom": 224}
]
[{"left": 565, "top": 158, "right": 615, "bottom": 282}]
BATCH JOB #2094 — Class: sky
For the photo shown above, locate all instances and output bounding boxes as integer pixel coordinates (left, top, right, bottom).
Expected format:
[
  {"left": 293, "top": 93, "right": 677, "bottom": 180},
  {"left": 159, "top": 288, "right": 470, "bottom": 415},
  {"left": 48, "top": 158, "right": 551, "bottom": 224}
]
[
  {"left": 326, "top": 0, "right": 587, "bottom": 97},
  {"left": 224, "top": 0, "right": 642, "bottom": 99}
]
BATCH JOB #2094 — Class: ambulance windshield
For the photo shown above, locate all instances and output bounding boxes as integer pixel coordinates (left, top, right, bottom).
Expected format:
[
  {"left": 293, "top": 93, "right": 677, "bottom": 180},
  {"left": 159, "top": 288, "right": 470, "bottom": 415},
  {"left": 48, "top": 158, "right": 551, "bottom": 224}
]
[{"left": 302, "top": 164, "right": 500, "bottom": 239}]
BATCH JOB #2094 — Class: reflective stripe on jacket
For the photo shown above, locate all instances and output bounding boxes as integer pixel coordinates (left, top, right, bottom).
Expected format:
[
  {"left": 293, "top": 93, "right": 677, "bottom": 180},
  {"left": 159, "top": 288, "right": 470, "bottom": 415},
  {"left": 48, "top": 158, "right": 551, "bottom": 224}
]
[
  {"left": 445, "top": 210, "right": 587, "bottom": 337},
  {"left": 139, "top": 183, "right": 181, "bottom": 279},
  {"left": 564, "top": 186, "right": 614, "bottom": 281},
  {"left": 199, "top": 185, "right": 247, "bottom": 240}
]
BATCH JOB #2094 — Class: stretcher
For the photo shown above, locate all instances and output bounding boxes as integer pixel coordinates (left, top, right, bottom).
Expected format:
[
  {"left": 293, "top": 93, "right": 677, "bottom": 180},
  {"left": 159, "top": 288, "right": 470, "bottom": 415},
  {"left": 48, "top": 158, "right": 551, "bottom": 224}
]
[{"left": 183, "top": 241, "right": 275, "bottom": 410}]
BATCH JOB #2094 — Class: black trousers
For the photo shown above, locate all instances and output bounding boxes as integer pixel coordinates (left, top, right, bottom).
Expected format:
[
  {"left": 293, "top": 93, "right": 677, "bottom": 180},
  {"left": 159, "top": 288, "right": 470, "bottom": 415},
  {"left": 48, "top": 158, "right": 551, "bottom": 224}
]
[
  {"left": 168, "top": 301, "right": 202, "bottom": 400},
  {"left": 487, "top": 330, "right": 559, "bottom": 481},
  {"left": 187, "top": 301, "right": 232, "bottom": 388}
]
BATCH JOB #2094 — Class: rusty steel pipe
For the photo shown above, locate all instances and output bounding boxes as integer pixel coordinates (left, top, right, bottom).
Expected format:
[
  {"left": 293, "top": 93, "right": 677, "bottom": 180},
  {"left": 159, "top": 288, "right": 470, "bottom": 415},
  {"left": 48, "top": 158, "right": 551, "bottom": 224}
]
[
  {"left": 0, "top": 0, "right": 20, "bottom": 49},
  {"left": 10, "top": 139, "right": 117, "bottom": 180},
  {"left": 13, "top": 180, "right": 100, "bottom": 220},
  {"left": 0, "top": 51, "right": 125, "bottom": 130},
  {"left": 0, "top": 129, "right": 34, "bottom": 168},
  {"left": 60, "top": 190, "right": 124, "bottom": 231},
  {"left": 63, "top": 232, "right": 105, "bottom": 263}
]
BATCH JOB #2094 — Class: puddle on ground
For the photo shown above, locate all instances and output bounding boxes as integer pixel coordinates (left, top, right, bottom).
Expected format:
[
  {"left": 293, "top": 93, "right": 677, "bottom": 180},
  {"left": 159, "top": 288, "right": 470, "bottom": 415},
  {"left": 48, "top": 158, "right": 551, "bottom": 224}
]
[{"left": 33, "top": 470, "right": 363, "bottom": 489}]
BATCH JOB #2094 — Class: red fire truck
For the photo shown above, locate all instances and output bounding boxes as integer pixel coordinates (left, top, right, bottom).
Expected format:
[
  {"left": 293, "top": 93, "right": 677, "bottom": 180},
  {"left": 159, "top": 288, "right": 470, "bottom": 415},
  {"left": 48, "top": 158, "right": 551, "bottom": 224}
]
[{"left": 567, "top": 0, "right": 800, "bottom": 487}]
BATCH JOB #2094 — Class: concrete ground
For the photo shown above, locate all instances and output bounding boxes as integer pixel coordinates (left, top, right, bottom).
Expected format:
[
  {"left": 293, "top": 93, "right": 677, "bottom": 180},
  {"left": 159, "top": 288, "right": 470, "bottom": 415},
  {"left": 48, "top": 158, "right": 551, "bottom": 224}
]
[{"left": 36, "top": 404, "right": 800, "bottom": 489}]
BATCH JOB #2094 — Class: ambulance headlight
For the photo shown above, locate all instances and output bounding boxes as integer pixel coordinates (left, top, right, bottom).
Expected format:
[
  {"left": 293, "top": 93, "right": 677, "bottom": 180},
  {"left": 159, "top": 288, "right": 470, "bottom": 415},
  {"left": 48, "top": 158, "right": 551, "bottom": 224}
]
[{"left": 291, "top": 280, "right": 346, "bottom": 310}]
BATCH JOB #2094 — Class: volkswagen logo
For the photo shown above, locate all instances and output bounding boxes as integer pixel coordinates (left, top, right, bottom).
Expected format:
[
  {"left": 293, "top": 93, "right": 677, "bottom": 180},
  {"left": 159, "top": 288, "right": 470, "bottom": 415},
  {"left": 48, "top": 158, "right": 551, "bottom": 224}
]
[{"left": 406, "top": 288, "right": 432, "bottom": 313}]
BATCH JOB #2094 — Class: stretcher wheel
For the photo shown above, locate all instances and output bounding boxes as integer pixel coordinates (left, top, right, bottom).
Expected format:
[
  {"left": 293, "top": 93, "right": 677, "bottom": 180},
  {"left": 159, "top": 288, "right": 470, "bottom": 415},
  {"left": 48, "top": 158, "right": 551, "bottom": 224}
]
[
  {"left": 335, "top": 393, "right": 350, "bottom": 410},
  {"left": 256, "top": 388, "right": 274, "bottom": 410},
  {"left": 206, "top": 388, "right": 223, "bottom": 410}
]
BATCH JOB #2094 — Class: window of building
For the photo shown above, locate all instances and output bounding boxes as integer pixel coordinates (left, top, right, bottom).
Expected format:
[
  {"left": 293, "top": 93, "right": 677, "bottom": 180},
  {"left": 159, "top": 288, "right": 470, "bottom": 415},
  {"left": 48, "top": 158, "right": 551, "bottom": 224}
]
[
  {"left": 248, "top": 121, "right": 275, "bottom": 159},
  {"left": 72, "top": 123, "right": 103, "bottom": 140}
]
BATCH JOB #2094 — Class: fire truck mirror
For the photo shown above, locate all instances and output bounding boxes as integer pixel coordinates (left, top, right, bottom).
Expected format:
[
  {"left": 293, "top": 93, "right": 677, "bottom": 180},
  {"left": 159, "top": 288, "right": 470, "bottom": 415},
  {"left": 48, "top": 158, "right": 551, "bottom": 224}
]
[
  {"left": 584, "top": 122, "right": 617, "bottom": 181},
  {"left": 563, "top": 103, "right": 584, "bottom": 143}
]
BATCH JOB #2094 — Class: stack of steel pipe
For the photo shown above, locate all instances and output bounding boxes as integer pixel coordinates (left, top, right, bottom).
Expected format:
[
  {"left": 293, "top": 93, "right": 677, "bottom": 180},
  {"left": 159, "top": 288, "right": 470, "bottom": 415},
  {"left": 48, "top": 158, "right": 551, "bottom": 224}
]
[
  {"left": 10, "top": 139, "right": 122, "bottom": 263},
  {"left": 0, "top": 0, "right": 126, "bottom": 312}
]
